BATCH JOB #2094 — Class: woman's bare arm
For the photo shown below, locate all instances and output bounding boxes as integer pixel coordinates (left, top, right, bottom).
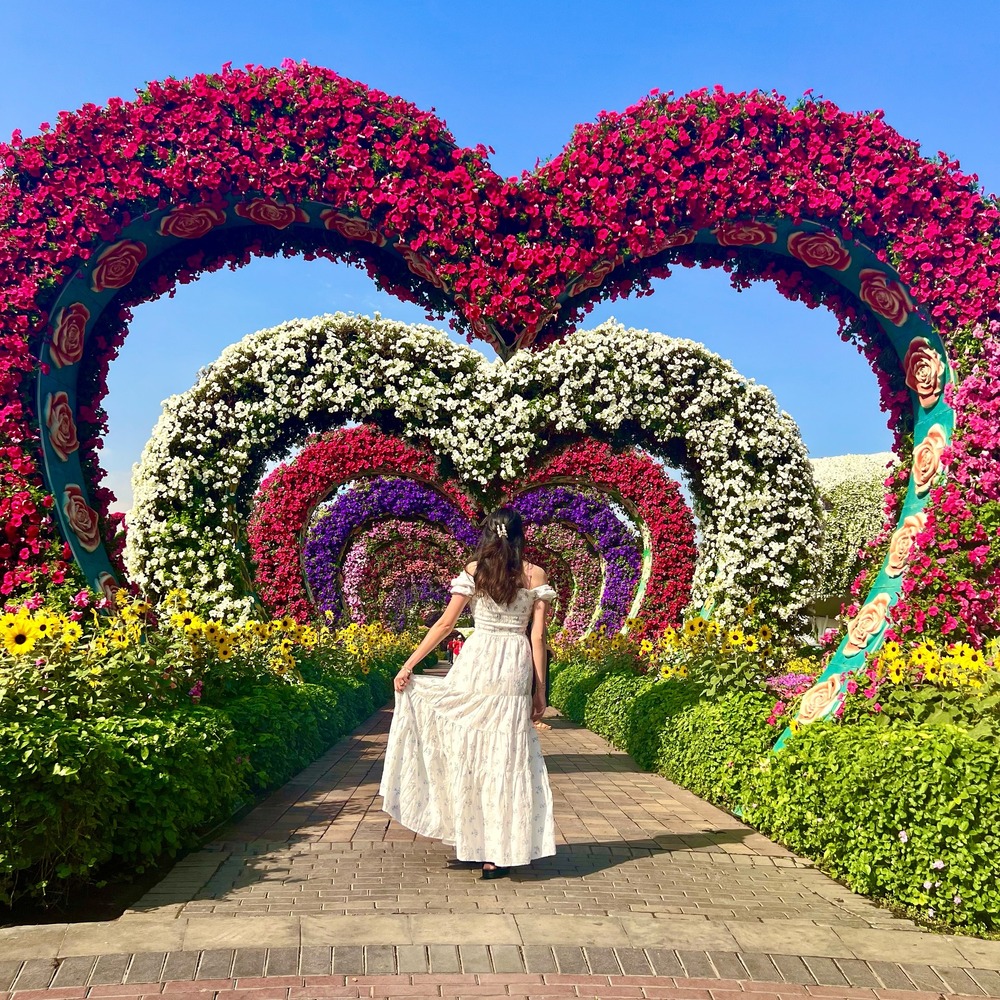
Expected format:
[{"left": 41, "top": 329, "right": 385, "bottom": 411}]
[{"left": 399, "top": 593, "right": 469, "bottom": 675}]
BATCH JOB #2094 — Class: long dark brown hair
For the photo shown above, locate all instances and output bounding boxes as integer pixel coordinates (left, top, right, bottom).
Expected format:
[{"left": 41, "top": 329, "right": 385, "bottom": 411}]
[{"left": 471, "top": 507, "right": 525, "bottom": 606}]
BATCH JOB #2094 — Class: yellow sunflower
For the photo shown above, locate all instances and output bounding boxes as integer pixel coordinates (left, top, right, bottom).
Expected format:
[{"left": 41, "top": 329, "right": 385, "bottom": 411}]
[
  {"left": 32, "top": 615, "right": 58, "bottom": 640},
  {"left": 2, "top": 619, "right": 39, "bottom": 656},
  {"left": 108, "top": 629, "right": 130, "bottom": 650},
  {"left": 61, "top": 621, "right": 84, "bottom": 644}
]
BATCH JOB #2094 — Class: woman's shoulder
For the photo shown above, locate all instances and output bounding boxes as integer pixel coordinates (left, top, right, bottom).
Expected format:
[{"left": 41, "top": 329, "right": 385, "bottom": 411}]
[
  {"left": 524, "top": 561, "right": 548, "bottom": 588},
  {"left": 464, "top": 560, "right": 478, "bottom": 575}
]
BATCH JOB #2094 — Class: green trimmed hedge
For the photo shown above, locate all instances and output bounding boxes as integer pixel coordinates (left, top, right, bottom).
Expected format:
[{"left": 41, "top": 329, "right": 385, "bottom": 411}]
[
  {"left": 0, "top": 711, "right": 244, "bottom": 902},
  {"left": 743, "top": 721, "right": 1000, "bottom": 931},
  {"left": 656, "top": 686, "right": 775, "bottom": 810},
  {"left": 0, "top": 665, "right": 392, "bottom": 904},
  {"left": 551, "top": 660, "right": 1000, "bottom": 932}
]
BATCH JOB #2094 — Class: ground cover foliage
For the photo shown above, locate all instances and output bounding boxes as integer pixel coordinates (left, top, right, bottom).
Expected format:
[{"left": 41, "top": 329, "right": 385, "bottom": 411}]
[
  {"left": 550, "top": 626, "right": 1000, "bottom": 933},
  {"left": 0, "top": 590, "right": 407, "bottom": 906}
]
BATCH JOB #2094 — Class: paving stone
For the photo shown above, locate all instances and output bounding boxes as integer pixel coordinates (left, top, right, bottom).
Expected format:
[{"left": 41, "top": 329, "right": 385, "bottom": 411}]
[
  {"left": 644, "top": 949, "right": 684, "bottom": 978},
  {"left": 613, "top": 949, "right": 652, "bottom": 976},
  {"left": 14, "top": 959, "right": 59, "bottom": 990},
  {"left": 676, "top": 951, "right": 716, "bottom": 979},
  {"left": 122, "top": 953, "right": 165, "bottom": 985},
  {"left": 231, "top": 949, "right": 266, "bottom": 979},
  {"left": 584, "top": 947, "right": 620, "bottom": 975},
  {"left": 195, "top": 950, "right": 234, "bottom": 980},
  {"left": 933, "top": 965, "right": 988, "bottom": 995},
  {"left": 706, "top": 952, "right": 747, "bottom": 981},
  {"left": 264, "top": 948, "right": 300, "bottom": 976},
  {"left": 50, "top": 956, "right": 97, "bottom": 987},
  {"left": 391, "top": 945, "right": 424, "bottom": 974},
  {"left": 161, "top": 952, "right": 199, "bottom": 982},
  {"left": 968, "top": 967, "right": 1000, "bottom": 996},
  {"left": 521, "top": 947, "right": 556, "bottom": 974},
  {"left": 331, "top": 946, "right": 364, "bottom": 975},
  {"left": 770, "top": 954, "right": 817, "bottom": 985},
  {"left": 867, "top": 960, "right": 918, "bottom": 991},
  {"left": 899, "top": 963, "right": 947, "bottom": 992},
  {"left": 832, "top": 958, "right": 881, "bottom": 989},
  {"left": 363, "top": 945, "right": 394, "bottom": 974},
  {"left": 458, "top": 945, "right": 492, "bottom": 973},
  {"left": 0, "top": 961, "right": 22, "bottom": 992},
  {"left": 427, "top": 945, "right": 461, "bottom": 974},
  {"left": 488, "top": 946, "right": 523, "bottom": 974},
  {"left": 553, "top": 947, "right": 588, "bottom": 975},
  {"left": 802, "top": 955, "right": 850, "bottom": 987}
]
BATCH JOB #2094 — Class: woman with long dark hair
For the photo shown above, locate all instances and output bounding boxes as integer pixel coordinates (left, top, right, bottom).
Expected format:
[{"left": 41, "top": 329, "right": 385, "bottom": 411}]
[{"left": 379, "top": 508, "right": 556, "bottom": 878}]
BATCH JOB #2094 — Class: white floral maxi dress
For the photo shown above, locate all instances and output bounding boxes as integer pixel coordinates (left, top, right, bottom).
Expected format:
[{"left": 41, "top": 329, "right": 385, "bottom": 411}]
[{"left": 379, "top": 571, "right": 558, "bottom": 867}]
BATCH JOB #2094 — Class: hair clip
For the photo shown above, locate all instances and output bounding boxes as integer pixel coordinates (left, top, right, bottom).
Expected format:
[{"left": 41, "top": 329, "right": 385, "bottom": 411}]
[{"left": 495, "top": 522, "right": 508, "bottom": 539}]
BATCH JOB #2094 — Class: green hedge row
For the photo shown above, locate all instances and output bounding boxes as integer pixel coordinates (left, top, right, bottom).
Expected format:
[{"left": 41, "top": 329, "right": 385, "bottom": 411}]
[
  {"left": 0, "top": 666, "right": 392, "bottom": 904},
  {"left": 550, "top": 662, "right": 1000, "bottom": 932}
]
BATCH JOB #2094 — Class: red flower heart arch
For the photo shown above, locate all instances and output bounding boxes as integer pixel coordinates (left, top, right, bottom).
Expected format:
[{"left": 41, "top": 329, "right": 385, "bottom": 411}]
[{"left": 3, "top": 62, "right": 1000, "bottom": 672}]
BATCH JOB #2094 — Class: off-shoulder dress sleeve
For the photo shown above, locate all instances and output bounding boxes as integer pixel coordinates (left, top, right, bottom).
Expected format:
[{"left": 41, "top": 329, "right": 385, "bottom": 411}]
[
  {"left": 532, "top": 584, "right": 557, "bottom": 604},
  {"left": 450, "top": 570, "right": 477, "bottom": 597}
]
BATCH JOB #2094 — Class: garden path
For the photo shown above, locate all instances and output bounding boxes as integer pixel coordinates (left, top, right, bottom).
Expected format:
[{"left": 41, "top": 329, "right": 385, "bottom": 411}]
[{"left": 3, "top": 691, "right": 1000, "bottom": 999}]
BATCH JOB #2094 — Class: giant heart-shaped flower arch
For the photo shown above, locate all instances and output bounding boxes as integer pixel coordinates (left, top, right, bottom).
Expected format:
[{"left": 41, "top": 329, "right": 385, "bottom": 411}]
[
  {"left": 4, "top": 62, "right": 1000, "bottom": 715},
  {"left": 128, "top": 313, "right": 810, "bottom": 627}
]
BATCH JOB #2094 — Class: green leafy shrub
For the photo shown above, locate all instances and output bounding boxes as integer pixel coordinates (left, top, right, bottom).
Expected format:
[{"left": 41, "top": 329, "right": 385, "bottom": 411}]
[
  {"left": 0, "top": 663, "right": 393, "bottom": 904},
  {"left": 742, "top": 722, "right": 1000, "bottom": 931},
  {"left": 549, "top": 661, "right": 598, "bottom": 720},
  {"left": 222, "top": 683, "right": 346, "bottom": 792},
  {"left": 583, "top": 672, "right": 650, "bottom": 747},
  {"left": 625, "top": 679, "right": 702, "bottom": 770},
  {"left": 657, "top": 687, "right": 776, "bottom": 809},
  {"left": 0, "top": 711, "right": 243, "bottom": 904}
]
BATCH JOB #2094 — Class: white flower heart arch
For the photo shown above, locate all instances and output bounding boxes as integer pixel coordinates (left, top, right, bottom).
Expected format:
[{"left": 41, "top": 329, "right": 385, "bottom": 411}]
[{"left": 126, "top": 313, "right": 821, "bottom": 625}]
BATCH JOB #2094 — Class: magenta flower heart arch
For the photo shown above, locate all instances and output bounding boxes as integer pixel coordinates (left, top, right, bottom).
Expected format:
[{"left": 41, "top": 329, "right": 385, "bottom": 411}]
[{"left": 3, "top": 63, "right": 1000, "bottom": 710}]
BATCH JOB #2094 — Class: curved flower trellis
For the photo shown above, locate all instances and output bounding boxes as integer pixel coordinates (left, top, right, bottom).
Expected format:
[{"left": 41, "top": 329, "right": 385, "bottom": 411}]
[
  {"left": 130, "top": 315, "right": 781, "bottom": 623},
  {"left": 342, "top": 521, "right": 461, "bottom": 624},
  {"left": 513, "top": 485, "right": 642, "bottom": 633},
  {"left": 340, "top": 518, "right": 588, "bottom": 638},
  {"left": 303, "top": 477, "right": 479, "bottom": 615},
  {"left": 271, "top": 434, "right": 693, "bottom": 632}
]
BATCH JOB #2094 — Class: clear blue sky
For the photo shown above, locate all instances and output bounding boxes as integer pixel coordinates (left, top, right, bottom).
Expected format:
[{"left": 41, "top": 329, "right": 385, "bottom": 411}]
[{"left": 2, "top": 1, "right": 997, "bottom": 511}]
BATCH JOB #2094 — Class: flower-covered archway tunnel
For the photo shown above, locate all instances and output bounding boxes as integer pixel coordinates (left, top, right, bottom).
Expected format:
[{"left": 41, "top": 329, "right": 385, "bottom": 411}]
[
  {"left": 126, "top": 313, "right": 809, "bottom": 627},
  {"left": 5, "top": 65, "right": 1000, "bottom": 724}
]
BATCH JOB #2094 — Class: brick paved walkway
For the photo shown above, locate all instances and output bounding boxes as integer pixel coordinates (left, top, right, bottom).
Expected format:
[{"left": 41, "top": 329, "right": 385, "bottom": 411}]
[{"left": 3, "top": 693, "right": 1000, "bottom": 999}]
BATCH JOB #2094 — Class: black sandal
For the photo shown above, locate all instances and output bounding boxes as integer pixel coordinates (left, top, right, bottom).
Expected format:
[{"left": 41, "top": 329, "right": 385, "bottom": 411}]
[{"left": 480, "top": 862, "right": 510, "bottom": 880}]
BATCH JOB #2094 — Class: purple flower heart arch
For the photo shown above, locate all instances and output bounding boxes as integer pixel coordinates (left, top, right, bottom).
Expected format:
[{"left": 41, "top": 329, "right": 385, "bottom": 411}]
[
  {"left": 250, "top": 429, "right": 694, "bottom": 635},
  {"left": 339, "top": 519, "right": 590, "bottom": 637},
  {"left": 4, "top": 63, "right": 1000, "bottom": 715},
  {"left": 301, "top": 476, "right": 644, "bottom": 635}
]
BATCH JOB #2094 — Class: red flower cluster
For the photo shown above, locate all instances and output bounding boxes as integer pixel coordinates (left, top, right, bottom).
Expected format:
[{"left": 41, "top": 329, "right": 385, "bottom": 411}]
[{"left": 516, "top": 440, "right": 696, "bottom": 633}]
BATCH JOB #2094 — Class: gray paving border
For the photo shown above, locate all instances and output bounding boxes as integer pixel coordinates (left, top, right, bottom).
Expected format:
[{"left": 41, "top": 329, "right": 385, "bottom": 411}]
[{"left": 3, "top": 943, "right": 1000, "bottom": 995}]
